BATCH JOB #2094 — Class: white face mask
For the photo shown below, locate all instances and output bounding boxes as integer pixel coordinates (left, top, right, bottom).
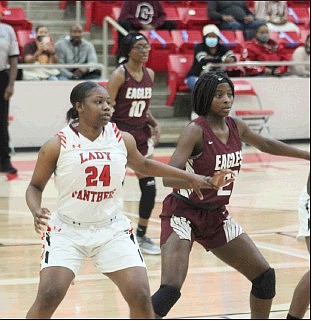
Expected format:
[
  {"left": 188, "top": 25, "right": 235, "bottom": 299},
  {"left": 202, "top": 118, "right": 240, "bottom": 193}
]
[{"left": 205, "top": 37, "right": 218, "bottom": 47}]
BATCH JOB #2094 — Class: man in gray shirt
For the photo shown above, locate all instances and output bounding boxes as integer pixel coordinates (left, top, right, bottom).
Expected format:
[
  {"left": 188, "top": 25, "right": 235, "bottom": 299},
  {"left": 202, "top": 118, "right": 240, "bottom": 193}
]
[{"left": 55, "top": 24, "right": 100, "bottom": 80}]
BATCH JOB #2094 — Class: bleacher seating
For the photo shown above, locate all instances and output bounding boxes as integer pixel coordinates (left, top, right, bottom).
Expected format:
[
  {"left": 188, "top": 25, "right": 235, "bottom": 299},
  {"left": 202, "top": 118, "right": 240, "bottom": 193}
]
[
  {"left": 1, "top": 7, "right": 32, "bottom": 32},
  {"left": 176, "top": 6, "right": 209, "bottom": 30},
  {"left": 140, "top": 30, "right": 176, "bottom": 72},
  {"left": 166, "top": 54, "right": 193, "bottom": 105},
  {"left": 219, "top": 30, "right": 245, "bottom": 54},
  {"left": 171, "top": 29, "right": 202, "bottom": 54},
  {"left": 287, "top": 6, "right": 310, "bottom": 29},
  {"left": 16, "top": 29, "right": 35, "bottom": 60}
]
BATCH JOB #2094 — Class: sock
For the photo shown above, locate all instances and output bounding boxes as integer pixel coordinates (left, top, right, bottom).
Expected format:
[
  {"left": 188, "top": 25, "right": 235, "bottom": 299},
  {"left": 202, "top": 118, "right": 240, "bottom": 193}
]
[
  {"left": 137, "top": 224, "right": 147, "bottom": 237},
  {"left": 286, "top": 313, "right": 300, "bottom": 319}
]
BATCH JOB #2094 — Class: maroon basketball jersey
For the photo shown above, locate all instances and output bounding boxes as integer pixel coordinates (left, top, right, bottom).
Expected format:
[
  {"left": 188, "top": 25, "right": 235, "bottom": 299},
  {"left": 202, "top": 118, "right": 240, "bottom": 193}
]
[
  {"left": 112, "top": 65, "right": 153, "bottom": 128},
  {"left": 175, "top": 116, "right": 242, "bottom": 206}
]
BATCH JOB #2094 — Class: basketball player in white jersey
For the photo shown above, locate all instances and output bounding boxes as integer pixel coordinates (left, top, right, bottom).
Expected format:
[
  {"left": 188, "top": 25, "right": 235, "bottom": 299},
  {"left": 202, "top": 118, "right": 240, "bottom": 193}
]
[
  {"left": 25, "top": 81, "right": 235, "bottom": 319},
  {"left": 287, "top": 172, "right": 310, "bottom": 319}
]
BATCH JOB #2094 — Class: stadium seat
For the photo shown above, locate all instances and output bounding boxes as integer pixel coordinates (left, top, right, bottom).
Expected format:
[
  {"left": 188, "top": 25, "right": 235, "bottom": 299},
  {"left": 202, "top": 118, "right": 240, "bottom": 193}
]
[
  {"left": 219, "top": 30, "right": 245, "bottom": 54},
  {"left": 270, "top": 31, "right": 303, "bottom": 59},
  {"left": 232, "top": 79, "right": 274, "bottom": 136},
  {"left": 16, "top": 29, "right": 35, "bottom": 59},
  {"left": 166, "top": 54, "right": 193, "bottom": 106},
  {"left": 177, "top": 7, "right": 209, "bottom": 30},
  {"left": 163, "top": 6, "right": 186, "bottom": 29},
  {"left": 140, "top": 30, "right": 176, "bottom": 72},
  {"left": 287, "top": 6, "right": 310, "bottom": 29},
  {"left": 1, "top": 7, "right": 32, "bottom": 32},
  {"left": 84, "top": 1, "right": 121, "bottom": 31},
  {"left": 170, "top": 29, "right": 202, "bottom": 54}
]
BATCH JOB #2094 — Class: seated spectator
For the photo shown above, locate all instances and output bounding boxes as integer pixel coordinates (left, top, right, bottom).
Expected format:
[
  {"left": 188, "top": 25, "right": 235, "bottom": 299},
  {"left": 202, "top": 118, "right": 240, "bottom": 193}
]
[
  {"left": 207, "top": 1, "right": 265, "bottom": 40},
  {"left": 243, "top": 23, "right": 289, "bottom": 76},
  {"left": 290, "top": 33, "right": 310, "bottom": 77},
  {"left": 54, "top": 24, "right": 101, "bottom": 80},
  {"left": 254, "top": 1, "right": 300, "bottom": 34},
  {"left": 185, "top": 24, "right": 237, "bottom": 92},
  {"left": 117, "top": 1, "right": 177, "bottom": 63},
  {"left": 23, "top": 25, "right": 60, "bottom": 80}
]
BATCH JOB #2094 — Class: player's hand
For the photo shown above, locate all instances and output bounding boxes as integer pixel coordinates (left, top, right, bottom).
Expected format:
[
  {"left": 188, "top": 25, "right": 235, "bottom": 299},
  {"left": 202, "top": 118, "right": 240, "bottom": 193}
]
[
  {"left": 33, "top": 207, "right": 51, "bottom": 234},
  {"left": 207, "top": 169, "right": 236, "bottom": 189}
]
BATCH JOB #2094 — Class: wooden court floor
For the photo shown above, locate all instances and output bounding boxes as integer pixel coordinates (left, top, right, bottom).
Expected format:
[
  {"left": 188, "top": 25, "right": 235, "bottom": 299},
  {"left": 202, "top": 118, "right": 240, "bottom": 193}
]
[{"left": 0, "top": 144, "right": 310, "bottom": 319}]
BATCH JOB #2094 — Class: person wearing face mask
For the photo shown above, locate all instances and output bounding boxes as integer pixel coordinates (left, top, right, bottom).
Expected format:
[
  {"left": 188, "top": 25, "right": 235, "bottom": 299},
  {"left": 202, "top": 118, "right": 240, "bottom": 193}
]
[
  {"left": 54, "top": 24, "right": 101, "bottom": 80},
  {"left": 185, "top": 24, "right": 237, "bottom": 93},
  {"left": 290, "top": 34, "right": 310, "bottom": 77},
  {"left": 243, "top": 23, "right": 288, "bottom": 76}
]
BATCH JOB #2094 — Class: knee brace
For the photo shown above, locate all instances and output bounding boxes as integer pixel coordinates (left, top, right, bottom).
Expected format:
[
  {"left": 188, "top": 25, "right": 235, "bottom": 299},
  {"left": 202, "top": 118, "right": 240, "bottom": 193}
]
[
  {"left": 152, "top": 284, "right": 181, "bottom": 317},
  {"left": 251, "top": 268, "right": 276, "bottom": 300},
  {"left": 139, "top": 177, "right": 156, "bottom": 219}
]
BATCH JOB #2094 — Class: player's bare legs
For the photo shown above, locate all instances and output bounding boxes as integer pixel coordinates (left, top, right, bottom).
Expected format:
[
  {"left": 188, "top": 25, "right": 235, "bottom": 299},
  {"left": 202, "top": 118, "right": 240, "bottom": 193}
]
[
  {"left": 152, "top": 232, "right": 191, "bottom": 318},
  {"left": 288, "top": 236, "right": 310, "bottom": 319},
  {"left": 106, "top": 266, "right": 155, "bottom": 318},
  {"left": 26, "top": 266, "right": 74, "bottom": 318},
  {"left": 211, "top": 233, "right": 274, "bottom": 319}
]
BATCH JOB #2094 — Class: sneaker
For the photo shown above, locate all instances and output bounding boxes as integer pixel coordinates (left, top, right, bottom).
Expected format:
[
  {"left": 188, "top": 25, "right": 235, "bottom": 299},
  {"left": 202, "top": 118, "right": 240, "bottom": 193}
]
[
  {"left": 0, "top": 162, "right": 17, "bottom": 174},
  {"left": 136, "top": 235, "right": 161, "bottom": 255}
]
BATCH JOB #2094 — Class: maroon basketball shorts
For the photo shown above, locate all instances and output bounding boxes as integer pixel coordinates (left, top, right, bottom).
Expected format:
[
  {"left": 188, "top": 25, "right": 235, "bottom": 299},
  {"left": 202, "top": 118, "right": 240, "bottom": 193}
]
[
  {"left": 159, "top": 194, "right": 244, "bottom": 250},
  {"left": 127, "top": 125, "right": 153, "bottom": 156}
]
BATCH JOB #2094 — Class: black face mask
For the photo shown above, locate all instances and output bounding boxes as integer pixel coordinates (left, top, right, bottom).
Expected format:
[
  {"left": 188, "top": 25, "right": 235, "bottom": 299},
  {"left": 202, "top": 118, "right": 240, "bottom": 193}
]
[{"left": 71, "top": 38, "right": 81, "bottom": 47}]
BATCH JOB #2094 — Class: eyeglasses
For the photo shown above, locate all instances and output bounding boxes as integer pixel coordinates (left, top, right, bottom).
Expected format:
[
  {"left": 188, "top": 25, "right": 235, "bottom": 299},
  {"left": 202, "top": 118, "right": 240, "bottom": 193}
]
[{"left": 132, "top": 44, "right": 151, "bottom": 51}]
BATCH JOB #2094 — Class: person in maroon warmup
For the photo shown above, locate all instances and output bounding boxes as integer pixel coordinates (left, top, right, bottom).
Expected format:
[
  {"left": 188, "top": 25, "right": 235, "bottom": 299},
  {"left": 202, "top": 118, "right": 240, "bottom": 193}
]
[
  {"left": 117, "top": 1, "right": 176, "bottom": 63},
  {"left": 107, "top": 31, "right": 161, "bottom": 255},
  {"left": 151, "top": 71, "right": 310, "bottom": 319}
]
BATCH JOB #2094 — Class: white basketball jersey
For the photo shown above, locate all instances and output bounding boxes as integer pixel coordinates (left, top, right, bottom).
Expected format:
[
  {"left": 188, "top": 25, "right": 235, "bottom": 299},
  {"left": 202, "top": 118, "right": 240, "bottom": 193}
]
[{"left": 54, "top": 122, "right": 127, "bottom": 223}]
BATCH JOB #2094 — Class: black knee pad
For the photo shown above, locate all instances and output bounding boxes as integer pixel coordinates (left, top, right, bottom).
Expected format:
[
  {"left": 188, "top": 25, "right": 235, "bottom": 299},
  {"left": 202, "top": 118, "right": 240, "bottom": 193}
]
[
  {"left": 139, "top": 177, "right": 156, "bottom": 219},
  {"left": 251, "top": 268, "right": 276, "bottom": 300},
  {"left": 152, "top": 284, "right": 181, "bottom": 317}
]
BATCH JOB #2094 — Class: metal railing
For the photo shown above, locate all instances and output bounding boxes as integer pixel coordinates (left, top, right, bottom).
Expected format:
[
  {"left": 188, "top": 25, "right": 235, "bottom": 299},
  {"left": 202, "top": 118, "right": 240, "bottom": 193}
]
[
  {"left": 102, "top": 16, "right": 128, "bottom": 79},
  {"left": 16, "top": 63, "right": 106, "bottom": 80}
]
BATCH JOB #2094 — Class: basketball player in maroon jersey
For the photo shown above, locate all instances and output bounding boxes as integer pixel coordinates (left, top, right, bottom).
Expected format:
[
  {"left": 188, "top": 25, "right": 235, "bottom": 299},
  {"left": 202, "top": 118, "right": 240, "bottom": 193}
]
[
  {"left": 151, "top": 72, "right": 310, "bottom": 319},
  {"left": 107, "top": 32, "right": 161, "bottom": 255}
]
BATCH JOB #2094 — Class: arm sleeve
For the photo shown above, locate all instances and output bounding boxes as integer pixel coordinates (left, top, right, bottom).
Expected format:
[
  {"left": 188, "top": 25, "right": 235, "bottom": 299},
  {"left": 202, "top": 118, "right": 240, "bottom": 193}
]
[
  {"left": 118, "top": 1, "right": 142, "bottom": 29},
  {"left": 207, "top": 1, "right": 223, "bottom": 21},
  {"left": 152, "top": 1, "right": 166, "bottom": 28}
]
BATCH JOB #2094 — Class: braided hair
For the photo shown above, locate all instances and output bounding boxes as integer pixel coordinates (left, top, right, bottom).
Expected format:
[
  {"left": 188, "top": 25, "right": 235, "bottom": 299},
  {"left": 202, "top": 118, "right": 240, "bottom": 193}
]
[
  {"left": 117, "top": 31, "right": 149, "bottom": 65},
  {"left": 192, "top": 71, "right": 234, "bottom": 116},
  {"left": 66, "top": 81, "right": 101, "bottom": 122}
]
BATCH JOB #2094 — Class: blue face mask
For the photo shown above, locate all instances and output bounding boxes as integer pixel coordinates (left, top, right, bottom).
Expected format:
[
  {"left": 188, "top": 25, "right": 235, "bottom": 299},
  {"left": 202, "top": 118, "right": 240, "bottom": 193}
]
[{"left": 205, "top": 37, "right": 218, "bottom": 47}]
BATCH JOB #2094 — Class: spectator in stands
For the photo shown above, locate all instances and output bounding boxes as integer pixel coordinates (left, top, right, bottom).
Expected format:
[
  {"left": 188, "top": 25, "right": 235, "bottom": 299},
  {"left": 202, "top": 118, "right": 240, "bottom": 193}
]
[
  {"left": 207, "top": 1, "right": 265, "bottom": 40},
  {"left": 243, "top": 23, "right": 289, "bottom": 76},
  {"left": 0, "top": 3, "right": 19, "bottom": 174},
  {"left": 23, "top": 25, "right": 60, "bottom": 80},
  {"left": 117, "top": 1, "right": 177, "bottom": 63},
  {"left": 185, "top": 24, "right": 237, "bottom": 93},
  {"left": 254, "top": 1, "right": 300, "bottom": 34},
  {"left": 54, "top": 24, "right": 101, "bottom": 80},
  {"left": 290, "top": 33, "right": 310, "bottom": 77}
]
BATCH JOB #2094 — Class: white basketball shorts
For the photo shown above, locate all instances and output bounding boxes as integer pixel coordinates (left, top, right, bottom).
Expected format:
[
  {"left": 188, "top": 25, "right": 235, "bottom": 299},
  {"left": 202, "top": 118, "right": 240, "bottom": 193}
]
[
  {"left": 40, "top": 213, "right": 146, "bottom": 275},
  {"left": 297, "top": 188, "right": 310, "bottom": 241}
]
